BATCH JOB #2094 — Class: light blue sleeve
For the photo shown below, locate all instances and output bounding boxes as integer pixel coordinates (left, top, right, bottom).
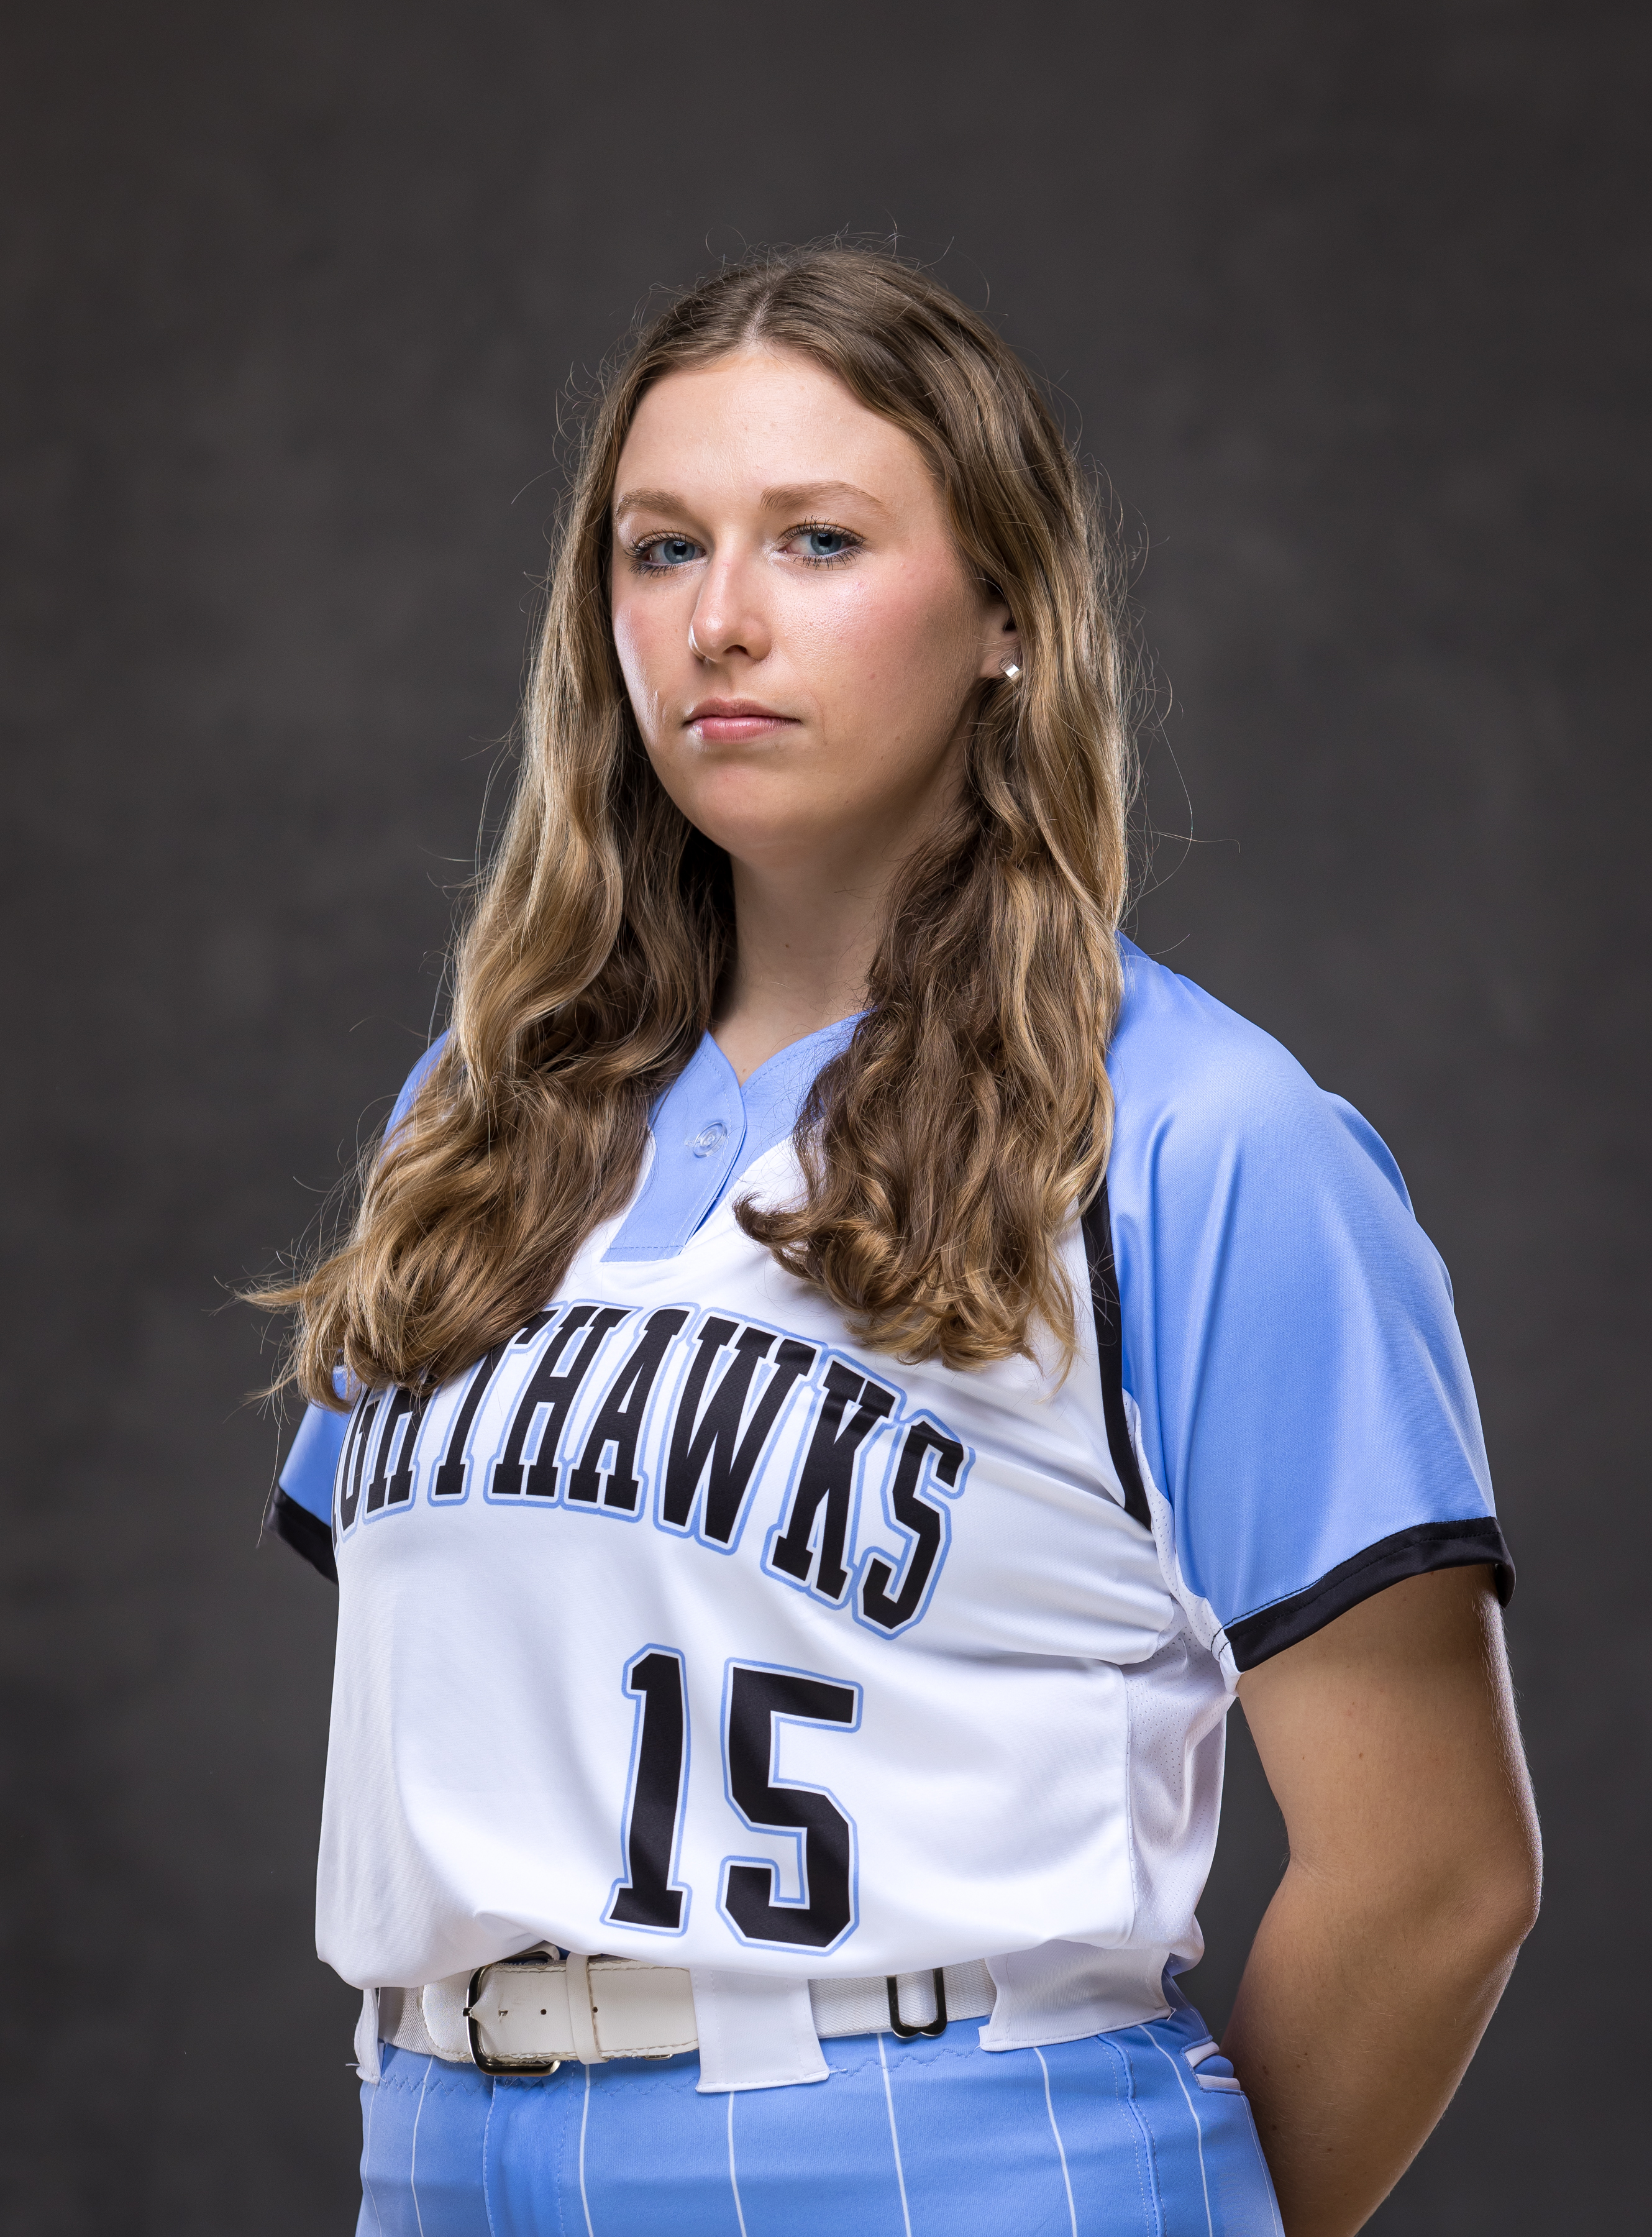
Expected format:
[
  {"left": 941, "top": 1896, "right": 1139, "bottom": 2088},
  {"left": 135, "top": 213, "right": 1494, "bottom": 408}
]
[
  {"left": 275, "top": 1035, "right": 449, "bottom": 1528},
  {"left": 1106, "top": 944, "right": 1510, "bottom": 1668},
  {"left": 278, "top": 1399, "right": 352, "bottom": 1524}
]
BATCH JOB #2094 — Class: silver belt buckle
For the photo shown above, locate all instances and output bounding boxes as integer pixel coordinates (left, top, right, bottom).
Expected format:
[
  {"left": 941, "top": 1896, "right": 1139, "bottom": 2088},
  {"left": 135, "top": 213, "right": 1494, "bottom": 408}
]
[{"left": 465, "top": 1948, "right": 565, "bottom": 2076}]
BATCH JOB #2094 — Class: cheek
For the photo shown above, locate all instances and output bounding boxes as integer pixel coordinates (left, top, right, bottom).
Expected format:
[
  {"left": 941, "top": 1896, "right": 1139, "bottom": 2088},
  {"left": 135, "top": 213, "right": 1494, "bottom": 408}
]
[
  {"left": 609, "top": 587, "right": 680, "bottom": 734},
  {"left": 796, "top": 568, "right": 975, "bottom": 718}
]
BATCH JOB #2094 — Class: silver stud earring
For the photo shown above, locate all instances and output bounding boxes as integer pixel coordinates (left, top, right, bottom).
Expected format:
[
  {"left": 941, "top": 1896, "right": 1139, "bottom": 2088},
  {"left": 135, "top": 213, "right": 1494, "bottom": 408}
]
[{"left": 1001, "top": 661, "right": 1021, "bottom": 682}]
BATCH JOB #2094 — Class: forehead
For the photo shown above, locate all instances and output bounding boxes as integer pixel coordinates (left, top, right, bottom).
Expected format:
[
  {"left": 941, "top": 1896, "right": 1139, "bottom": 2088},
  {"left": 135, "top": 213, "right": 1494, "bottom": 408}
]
[{"left": 613, "top": 347, "right": 933, "bottom": 508}]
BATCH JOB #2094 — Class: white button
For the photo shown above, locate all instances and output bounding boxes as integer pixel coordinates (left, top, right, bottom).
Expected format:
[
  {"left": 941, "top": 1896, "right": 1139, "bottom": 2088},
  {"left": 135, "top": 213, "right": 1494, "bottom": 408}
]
[{"left": 689, "top": 1122, "right": 728, "bottom": 1157}]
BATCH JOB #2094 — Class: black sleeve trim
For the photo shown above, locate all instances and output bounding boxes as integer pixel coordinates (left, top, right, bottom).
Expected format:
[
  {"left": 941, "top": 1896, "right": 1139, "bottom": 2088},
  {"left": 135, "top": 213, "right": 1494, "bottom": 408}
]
[
  {"left": 261, "top": 1484, "right": 338, "bottom": 1585},
  {"left": 1226, "top": 1516, "right": 1515, "bottom": 1671},
  {"left": 1080, "top": 1181, "right": 1152, "bottom": 1532}
]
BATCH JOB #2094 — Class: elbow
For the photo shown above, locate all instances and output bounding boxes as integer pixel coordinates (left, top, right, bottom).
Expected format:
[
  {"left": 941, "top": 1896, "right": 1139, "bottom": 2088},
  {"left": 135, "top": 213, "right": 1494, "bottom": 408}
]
[
  {"left": 1481, "top": 1795, "right": 1545, "bottom": 1955},
  {"left": 1500, "top": 1841, "right": 1544, "bottom": 1949},
  {"left": 1316, "top": 1811, "right": 1543, "bottom": 1990},
  {"left": 1419, "top": 1834, "right": 1543, "bottom": 1982},
  {"left": 1469, "top": 1857, "right": 1542, "bottom": 1963}
]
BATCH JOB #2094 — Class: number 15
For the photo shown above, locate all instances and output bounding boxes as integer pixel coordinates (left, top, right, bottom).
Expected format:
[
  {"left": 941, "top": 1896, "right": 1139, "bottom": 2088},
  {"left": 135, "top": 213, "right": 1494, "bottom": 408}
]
[{"left": 605, "top": 1647, "right": 862, "bottom": 1955}]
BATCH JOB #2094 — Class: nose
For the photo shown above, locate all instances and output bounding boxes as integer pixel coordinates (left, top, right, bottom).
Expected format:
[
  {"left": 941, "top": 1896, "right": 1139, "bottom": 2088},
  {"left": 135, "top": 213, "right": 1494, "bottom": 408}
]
[{"left": 688, "top": 548, "right": 770, "bottom": 666}]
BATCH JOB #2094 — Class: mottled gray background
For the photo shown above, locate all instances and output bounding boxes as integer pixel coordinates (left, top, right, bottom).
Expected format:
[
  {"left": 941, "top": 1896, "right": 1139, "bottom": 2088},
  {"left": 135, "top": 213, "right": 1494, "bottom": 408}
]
[{"left": 3, "top": 0, "right": 1646, "bottom": 2228}]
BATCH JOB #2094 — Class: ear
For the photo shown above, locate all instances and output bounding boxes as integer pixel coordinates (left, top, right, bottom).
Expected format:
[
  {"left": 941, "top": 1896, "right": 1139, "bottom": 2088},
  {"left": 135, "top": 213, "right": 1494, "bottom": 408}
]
[{"left": 975, "top": 588, "right": 1020, "bottom": 681}]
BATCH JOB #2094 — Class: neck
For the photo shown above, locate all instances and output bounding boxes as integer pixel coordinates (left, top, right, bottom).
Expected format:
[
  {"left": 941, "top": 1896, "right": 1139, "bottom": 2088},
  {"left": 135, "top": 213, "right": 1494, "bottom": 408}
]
[
  {"left": 708, "top": 719, "right": 973, "bottom": 1083},
  {"left": 711, "top": 852, "right": 885, "bottom": 1084}
]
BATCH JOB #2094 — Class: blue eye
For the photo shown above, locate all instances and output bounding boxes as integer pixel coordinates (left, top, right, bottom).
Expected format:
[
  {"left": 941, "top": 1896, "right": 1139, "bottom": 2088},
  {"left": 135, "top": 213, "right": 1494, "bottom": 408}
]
[
  {"left": 787, "top": 523, "right": 860, "bottom": 565},
  {"left": 636, "top": 534, "right": 700, "bottom": 570},
  {"left": 800, "top": 527, "right": 854, "bottom": 560}
]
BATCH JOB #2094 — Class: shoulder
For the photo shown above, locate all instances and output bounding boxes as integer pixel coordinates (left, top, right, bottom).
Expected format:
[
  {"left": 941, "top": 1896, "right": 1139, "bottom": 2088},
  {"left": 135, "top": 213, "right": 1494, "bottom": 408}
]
[
  {"left": 1106, "top": 937, "right": 1412, "bottom": 1218},
  {"left": 1109, "top": 935, "right": 1338, "bottom": 1142}
]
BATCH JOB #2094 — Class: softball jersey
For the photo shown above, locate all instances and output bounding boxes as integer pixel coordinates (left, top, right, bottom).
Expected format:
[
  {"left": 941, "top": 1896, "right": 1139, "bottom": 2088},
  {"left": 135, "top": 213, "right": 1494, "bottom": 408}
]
[{"left": 272, "top": 937, "right": 1510, "bottom": 2093}]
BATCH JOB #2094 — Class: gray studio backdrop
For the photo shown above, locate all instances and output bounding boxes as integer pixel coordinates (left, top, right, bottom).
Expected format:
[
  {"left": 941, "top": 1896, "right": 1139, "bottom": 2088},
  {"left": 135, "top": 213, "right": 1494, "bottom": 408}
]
[{"left": 4, "top": 1, "right": 1645, "bottom": 2229}]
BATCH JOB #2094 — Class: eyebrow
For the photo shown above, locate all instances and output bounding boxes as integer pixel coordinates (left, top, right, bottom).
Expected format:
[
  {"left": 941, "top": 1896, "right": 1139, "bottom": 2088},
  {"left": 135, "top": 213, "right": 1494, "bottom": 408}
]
[
  {"left": 612, "top": 479, "right": 890, "bottom": 519},
  {"left": 758, "top": 480, "right": 890, "bottom": 517}
]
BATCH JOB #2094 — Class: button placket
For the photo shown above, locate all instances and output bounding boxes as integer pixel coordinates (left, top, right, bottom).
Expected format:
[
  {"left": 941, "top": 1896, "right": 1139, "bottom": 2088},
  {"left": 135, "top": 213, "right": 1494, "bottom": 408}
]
[
  {"left": 674, "top": 1086, "right": 741, "bottom": 1243},
  {"left": 599, "top": 1033, "right": 754, "bottom": 1259}
]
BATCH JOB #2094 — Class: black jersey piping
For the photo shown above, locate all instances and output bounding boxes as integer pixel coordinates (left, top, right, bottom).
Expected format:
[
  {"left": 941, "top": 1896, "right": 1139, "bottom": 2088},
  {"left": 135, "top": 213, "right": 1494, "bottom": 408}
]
[
  {"left": 263, "top": 1484, "right": 338, "bottom": 1585},
  {"left": 1080, "top": 1182, "right": 1153, "bottom": 1532},
  {"left": 1225, "top": 1516, "right": 1515, "bottom": 1672}
]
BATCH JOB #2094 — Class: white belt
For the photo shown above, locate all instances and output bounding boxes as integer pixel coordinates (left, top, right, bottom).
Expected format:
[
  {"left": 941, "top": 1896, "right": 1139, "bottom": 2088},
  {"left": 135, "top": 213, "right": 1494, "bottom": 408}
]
[{"left": 381, "top": 1950, "right": 995, "bottom": 2074}]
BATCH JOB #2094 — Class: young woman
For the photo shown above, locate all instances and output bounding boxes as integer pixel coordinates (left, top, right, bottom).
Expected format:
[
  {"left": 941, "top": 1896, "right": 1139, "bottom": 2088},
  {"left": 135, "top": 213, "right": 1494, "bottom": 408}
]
[{"left": 262, "top": 249, "right": 1540, "bottom": 2237}]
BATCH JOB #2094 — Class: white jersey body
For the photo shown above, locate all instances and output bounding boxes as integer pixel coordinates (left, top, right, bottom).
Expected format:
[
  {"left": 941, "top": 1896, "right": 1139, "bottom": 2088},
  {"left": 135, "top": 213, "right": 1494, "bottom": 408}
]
[{"left": 317, "top": 1167, "right": 1212, "bottom": 2022}]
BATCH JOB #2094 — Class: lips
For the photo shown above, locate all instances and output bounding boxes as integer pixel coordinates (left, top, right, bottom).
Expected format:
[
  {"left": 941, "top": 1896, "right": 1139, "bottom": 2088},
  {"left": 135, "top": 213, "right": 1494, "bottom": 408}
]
[{"left": 685, "top": 698, "right": 796, "bottom": 743}]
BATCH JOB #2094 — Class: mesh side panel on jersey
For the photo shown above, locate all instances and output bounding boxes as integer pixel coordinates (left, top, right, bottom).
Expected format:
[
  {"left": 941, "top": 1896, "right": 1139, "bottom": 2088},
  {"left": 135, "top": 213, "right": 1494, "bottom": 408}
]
[{"left": 1120, "top": 1632, "right": 1231, "bottom": 1950}]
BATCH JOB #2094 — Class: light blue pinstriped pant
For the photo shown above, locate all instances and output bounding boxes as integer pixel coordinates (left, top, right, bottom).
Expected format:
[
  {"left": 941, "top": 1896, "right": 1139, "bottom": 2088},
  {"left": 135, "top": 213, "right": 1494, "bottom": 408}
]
[{"left": 354, "top": 2000, "right": 1282, "bottom": 2236}]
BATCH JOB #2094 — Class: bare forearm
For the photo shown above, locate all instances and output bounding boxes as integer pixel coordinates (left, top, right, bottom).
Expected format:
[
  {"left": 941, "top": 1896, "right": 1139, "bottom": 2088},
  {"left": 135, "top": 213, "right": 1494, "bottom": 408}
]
[{"left": 1222, "top": 1858, "right": 1527, "bottom": 2235}]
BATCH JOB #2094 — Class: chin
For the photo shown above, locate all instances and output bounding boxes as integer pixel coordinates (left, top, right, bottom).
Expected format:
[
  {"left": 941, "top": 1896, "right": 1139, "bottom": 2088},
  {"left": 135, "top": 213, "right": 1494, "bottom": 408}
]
[
  {"left": 697, "top": 820, "right": 817, "bottom": 868},
  {"left": 672, "top": 783, "right": 828, "bottom": 864}
]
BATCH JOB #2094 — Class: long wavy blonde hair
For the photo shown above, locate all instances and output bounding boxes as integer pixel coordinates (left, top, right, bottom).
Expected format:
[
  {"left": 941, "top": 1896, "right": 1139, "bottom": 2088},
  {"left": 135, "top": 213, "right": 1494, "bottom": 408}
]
[{"left": 263, "top": 247, "right": 1137, "bottom": 1407}]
